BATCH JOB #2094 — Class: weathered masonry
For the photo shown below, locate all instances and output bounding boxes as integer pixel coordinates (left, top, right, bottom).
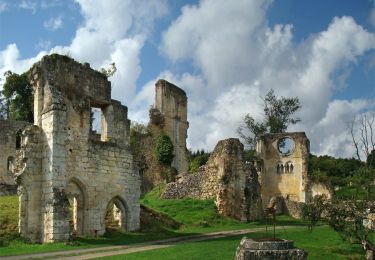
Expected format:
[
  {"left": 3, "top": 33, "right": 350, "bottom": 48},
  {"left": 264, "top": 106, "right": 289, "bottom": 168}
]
[
  {"left": 256, "top": 132, "right": 310, "bottom": 204},
  {"left": 256, "top": 132, "right": 331, "bottom": 208},
  {"left": 153, "top": 79, "right": 189, "bottom": 174},
  {"left": 14, "top": 54, "right": 140, "bottom": 243},
  {"left": 0, "top": 120, "right": 31, "bottom": 195}
]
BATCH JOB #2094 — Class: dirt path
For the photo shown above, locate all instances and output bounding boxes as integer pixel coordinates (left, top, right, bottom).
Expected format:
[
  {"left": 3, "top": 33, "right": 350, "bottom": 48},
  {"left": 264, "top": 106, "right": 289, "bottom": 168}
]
[{"left": 0, "top": 226, "right": 298, "bottom": 260}]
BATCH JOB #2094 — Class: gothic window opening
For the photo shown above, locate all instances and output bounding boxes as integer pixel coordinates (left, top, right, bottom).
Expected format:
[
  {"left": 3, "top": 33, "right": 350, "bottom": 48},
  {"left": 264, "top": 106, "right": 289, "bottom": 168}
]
[{"left": 16, "top": 130, "right": 22, "bottom": 149}]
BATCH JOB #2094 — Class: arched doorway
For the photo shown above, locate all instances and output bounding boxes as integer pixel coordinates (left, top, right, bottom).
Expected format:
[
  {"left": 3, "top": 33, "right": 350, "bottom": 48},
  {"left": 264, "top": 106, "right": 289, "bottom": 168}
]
[
  {"left": 105, "top": 196, "right": 127, "bottom": 232},
  {"left": 66, "top": 179, "right": 86, "bottom": 236}
]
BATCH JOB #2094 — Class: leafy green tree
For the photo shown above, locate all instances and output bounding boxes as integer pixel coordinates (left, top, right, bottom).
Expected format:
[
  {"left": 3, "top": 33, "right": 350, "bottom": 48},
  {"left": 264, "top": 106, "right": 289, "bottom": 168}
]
[
  {"left": 237, "top": 89, "right": 301, "bottom": 148},
  {"left": 301, "top": 194, "right": 327, "bottom": 231},
  {"left": 188, "top": 150, "right": 210, "bottom": 173},
  {"left": 154, "top": 134, "right": 174, "bottom": 166},
  {"left": 2, "top": 71, "right": 33, "bottom": 122}
]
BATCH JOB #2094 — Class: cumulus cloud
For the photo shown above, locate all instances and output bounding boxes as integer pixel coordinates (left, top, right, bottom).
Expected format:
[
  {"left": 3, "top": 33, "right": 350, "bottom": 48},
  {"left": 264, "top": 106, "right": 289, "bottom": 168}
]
[
  {"left": 159, "top": 0, "right": 375, "bottom": 158},
  {"left": 0, "top": 0, "right": 168, "bottom": 107},
  {"left": 43, "top": 15, "right": 63, "bottom": 31}
]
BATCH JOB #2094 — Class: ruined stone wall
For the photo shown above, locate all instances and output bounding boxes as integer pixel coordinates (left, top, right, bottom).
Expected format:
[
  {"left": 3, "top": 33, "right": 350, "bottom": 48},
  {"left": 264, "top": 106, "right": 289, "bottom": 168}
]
[
  {"left": 162, "top": 138, "right": 263, "bottom": 221},
  {"left": 256, "top": 132, "right": 310, "bottom": 206},
  {"left": 15, "top": 54, "right": 139, "bottom": 243},
  {"left": 0, "top": 120, "right": 31, "bottom": 189},
  {"left": 153, "top": 79, "right": 189, "bottom": 174},
  {"left": 310, "top": 182, "right": 332, "bottom": 199}
]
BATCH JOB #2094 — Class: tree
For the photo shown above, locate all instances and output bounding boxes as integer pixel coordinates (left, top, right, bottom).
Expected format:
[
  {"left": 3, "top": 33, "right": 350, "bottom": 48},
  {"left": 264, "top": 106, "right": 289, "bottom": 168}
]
[
  {"left": 237, "top": 89, "right": 301, "bottom": 148},
  {"left": 348, "top": 113, "right": 375, "bottom": 161},
  {"left": 154, "top": 134, "right": 174, "bottom": 166},
  {"left": 1, "top": 71, "right": 33, "bottom": 122}
]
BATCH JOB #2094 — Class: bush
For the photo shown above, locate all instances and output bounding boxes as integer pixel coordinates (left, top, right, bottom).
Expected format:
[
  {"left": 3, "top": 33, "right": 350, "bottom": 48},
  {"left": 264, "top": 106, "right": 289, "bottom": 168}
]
[{"left": 154, "top": 134, "right": 174, "bottom": 166}]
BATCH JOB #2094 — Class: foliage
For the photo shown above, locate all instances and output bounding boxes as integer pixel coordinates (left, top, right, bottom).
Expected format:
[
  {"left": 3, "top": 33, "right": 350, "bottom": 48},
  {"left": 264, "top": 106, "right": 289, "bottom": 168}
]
[
  {"left": 324, "top": 199, "right": 369, "bottom": 244},
  {"left": 129, "top": 122, "right": 150, "bottom": 159},
  {"left": 309, "top": 154, "right": 364, "bottom": 187},
  {"left": 154, "top": 134, "right": 174, "bottom": 166},
  {"left": 100, "top": 62, "right": 117, "bottom": 78},
  {"left": 188, "top": 149, "right": 210, "bottom": 173},
  {"left": 348, "top": 166, "right": 375, "bottom": 200},
  {"left": 301, "top": 195, "right": 327, "bottom": 231},
  {"left": 237, "top": 89, "right": 301, "bottom": 148},
  {"left": 1, "top": 71, "right": 33, "bottom": 122},
  {"left": 368, "top": 149, "right": 375, "bottom": 169}
]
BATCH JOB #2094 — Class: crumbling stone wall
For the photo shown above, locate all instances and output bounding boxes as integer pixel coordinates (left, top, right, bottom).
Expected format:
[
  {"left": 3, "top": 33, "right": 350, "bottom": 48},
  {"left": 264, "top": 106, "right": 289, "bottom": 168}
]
[
  {"left": 15, "top": 54, "right": 140, "bottom": 243},
  {"left": 162, "top": 138, "right": 263, "bottom": 221},
  {"left": 256, "top": 132, "right": 310, "bottom": 206},
  {"left": 0, "top": 120, "right": 31, "bottom": 193},
  {"left": 138, "top": 80, "right": 188, "bottom": 194},
  {"left": 151, "top": 80, "right": 189, "bottom": 174}
]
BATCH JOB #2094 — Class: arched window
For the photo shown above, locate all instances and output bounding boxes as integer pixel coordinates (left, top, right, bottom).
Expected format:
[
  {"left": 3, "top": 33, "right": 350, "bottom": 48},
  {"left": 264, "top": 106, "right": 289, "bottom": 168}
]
[
  {"left": 16, "top": 130, "right": 22, "bottom": 149},
  {"left": 7, "top": 156, "right": 14, "bottom": 173}
]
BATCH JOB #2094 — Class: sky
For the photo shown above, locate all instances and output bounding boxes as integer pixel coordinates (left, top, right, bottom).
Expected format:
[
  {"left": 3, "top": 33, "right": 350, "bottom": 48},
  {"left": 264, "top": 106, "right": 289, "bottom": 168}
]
[{"left": 0, "top": 0, "right": 374, "bottom": 159}]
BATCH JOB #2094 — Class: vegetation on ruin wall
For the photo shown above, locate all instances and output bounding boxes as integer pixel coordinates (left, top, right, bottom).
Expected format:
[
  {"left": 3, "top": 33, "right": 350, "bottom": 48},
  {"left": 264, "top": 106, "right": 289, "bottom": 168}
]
[
  {"left": 188, "top": 149, "right": 210, "bottom": 173},
  {"left": 154, "top": 134, "right": 174, "bottom": 166}
]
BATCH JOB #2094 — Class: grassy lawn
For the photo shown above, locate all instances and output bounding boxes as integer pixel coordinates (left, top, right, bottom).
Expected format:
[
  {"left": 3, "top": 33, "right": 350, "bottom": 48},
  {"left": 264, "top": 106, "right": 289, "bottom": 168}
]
[
  {"left": 97, "top": 226, "right": 364, "bottom": 260},
  {"left": 0, "top": 188, "right": 367, "bottom": 258},
  {"left": 0, "top": 195, "right": 19, "bottom": 234}
]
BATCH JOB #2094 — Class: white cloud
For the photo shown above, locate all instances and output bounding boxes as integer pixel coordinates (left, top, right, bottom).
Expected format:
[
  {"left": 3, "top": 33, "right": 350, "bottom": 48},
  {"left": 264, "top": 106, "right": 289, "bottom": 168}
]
[
  {"left": 0, "top": 0, "right": 168, "bottom": 107},
  {"left": 159, "top": 0, "right": 375, "bottom": 158},
  {"left": 43, "top": 15, "right": 63, "bottom": 31},
  {"left": 19, "top": 0, "right": 37, "bottom": 14}
]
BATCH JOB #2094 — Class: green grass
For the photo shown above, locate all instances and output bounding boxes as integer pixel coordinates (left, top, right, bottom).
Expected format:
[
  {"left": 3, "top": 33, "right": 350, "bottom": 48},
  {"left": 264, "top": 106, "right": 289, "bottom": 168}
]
[
  {"left": 335, "top": 186, "right": 375, "bottom": 200},
  {"left": 0, "top": 187, "right": 366, "bottom": 259},
  {"left": 97, "top": 226, "right": 364, "bottom": 260},
  {"left": 0, "top": 195, "right": 19, "bottom": 235}
]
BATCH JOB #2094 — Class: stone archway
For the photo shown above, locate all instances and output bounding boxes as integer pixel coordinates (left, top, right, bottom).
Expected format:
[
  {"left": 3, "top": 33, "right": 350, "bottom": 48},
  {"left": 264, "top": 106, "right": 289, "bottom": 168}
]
[
  {"left": 66, "top": 178, "right": 86, "bottom": 236},
  {"left": 104, "top": 196, "right": 127, "bottom": 232}
]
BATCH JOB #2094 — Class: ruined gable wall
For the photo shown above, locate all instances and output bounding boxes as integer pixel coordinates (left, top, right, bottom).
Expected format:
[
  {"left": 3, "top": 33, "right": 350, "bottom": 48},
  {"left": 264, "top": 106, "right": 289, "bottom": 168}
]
[
  {"left": 17, "top": 55, "right": 139, "bottom": 243},
  {"left": 257, "top": 132, "right": 310, "bottom": 205},
  {"left": 162, "top": 138, "right": 263, "bottom": 221},
  {"left": 154, "top": 79, "right": 189, "bottom": 174},
  {"left": 0, "top": 120, "right": 31, "bottom": 189}
]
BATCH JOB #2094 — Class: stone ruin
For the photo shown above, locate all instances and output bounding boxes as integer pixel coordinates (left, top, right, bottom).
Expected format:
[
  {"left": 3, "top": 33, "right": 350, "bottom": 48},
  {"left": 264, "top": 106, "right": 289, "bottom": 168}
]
[
  {"left": 162, "top": 138, "right": 264, "bottom": 221},
  {"left": 235, "top": 237, "right": 307, "bottom": 260},
  {"left": 256, "top": 132, "right": 331, "bottom": 217},
  {"left": 9, "top": 54, "right": 140, "bottom": 243},
  {"left": 139, "top": 80, "right": 189, "bottom": 193},
  {"left": 0, "top": 54, "right": 332, "bottom": 243},
  {"left": 0, "top": 120, "right": 31, "bottom": 195}
]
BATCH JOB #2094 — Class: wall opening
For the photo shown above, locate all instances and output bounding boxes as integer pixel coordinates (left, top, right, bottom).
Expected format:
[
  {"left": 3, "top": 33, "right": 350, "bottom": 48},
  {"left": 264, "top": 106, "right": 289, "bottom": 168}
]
[
  {"left": 7, "top": 156, "right": 14, "bottom": 173},
  {"left": 16, "top": 130, "right": 22, "bottom": 149},
  {"left": 105, "top": 197, "right": 126, "bottom": 232},
  {"left": 90, "top": 107, "right": 102, "bottom": 135},
  {"left": 66, "top": 180, "right": 85, "bottom": 236},
  {"left": 90, "top": 104, "right": 111, "bottom": 142}
]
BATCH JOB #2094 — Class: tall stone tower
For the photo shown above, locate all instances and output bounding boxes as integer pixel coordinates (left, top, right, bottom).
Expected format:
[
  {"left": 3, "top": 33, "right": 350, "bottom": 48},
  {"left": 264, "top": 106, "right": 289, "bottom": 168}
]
[
  {"left": 154, "top": 79, "right": 189, "bottom": 174},
  {"left": 256, "top": 132, "right": 310, "bottom": 205}
]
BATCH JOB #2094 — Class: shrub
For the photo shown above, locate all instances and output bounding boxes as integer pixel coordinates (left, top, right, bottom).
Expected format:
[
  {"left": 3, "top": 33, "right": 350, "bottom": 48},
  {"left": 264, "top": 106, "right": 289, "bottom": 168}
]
[{"left": 154, "top": 134, "right": 174, "bottom": 166}]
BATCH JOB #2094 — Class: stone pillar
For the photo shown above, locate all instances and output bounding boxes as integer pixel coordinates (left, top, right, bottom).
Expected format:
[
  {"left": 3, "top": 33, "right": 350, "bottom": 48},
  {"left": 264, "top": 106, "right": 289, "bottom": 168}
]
[{"left": 154, "top": 79, "right": 189, "bottom": 174}]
